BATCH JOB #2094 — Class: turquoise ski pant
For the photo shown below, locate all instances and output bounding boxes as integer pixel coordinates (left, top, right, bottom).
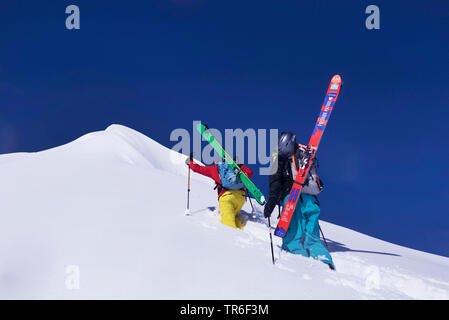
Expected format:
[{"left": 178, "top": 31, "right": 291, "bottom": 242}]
[{"left": 282, "top": 193, "right": 334, "bottom": 268}]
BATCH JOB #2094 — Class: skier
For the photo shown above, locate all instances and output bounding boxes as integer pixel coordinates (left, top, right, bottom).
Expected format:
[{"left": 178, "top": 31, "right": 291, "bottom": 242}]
[
  {"left": 186, "top": 157, "right": 254, "bottom": 230},
  {"left": 263, "top": 132, "right": 335, "bottom": 270}
]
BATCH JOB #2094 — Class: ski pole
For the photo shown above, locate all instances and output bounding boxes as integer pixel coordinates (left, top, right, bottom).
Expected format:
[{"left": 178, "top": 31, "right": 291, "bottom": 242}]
[
  {"left": 319, "top": 224, "right": 328, "bottom": 247},
  {"left": 268, "top": 217, "right": 275, "bottom": 265},
  {"left": 185, "top": 153, "right": 193, "bottom": 216}
]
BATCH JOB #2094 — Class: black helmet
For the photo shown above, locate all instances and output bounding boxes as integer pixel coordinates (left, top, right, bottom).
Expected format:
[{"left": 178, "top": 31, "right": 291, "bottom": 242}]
[{"left": 278, "top": 132, "right": 297, "bottom": 158}]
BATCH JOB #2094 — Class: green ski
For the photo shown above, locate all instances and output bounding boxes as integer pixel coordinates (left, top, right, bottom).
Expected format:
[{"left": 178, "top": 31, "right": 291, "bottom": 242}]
[{"left": 196, "top": 123, "right": 266, "bottom": 205}]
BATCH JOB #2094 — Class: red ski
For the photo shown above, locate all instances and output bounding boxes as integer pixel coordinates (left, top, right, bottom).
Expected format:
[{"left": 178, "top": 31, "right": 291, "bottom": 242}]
[{"left": 274, "top": 75, "right": 342, "bottom": 238}]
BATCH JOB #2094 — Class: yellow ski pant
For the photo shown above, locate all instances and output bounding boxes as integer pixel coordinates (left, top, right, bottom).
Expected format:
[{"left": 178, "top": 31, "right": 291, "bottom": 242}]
[{"left": 218, "top": 190, "right": 246, "bottom": 229}]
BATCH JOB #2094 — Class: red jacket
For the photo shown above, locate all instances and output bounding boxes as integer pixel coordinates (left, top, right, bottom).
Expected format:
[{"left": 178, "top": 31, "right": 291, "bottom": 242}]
[{"left": 188, "top": 160, "right": 254, "bottom": 198}]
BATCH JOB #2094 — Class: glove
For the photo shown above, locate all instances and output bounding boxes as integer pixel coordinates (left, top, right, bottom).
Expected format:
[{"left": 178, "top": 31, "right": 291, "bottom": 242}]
[
  {"left": 185, "top": 157, "right": 191, "bottom": 166},
  {"left": 264, "top": 204, "right": 273, "bottom": 219}
]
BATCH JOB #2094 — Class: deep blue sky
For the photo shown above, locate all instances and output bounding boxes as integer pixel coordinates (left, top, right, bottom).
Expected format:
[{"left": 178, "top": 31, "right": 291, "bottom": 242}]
[{"left": 1, "top": 1, "right": 448, "bottom": 257}]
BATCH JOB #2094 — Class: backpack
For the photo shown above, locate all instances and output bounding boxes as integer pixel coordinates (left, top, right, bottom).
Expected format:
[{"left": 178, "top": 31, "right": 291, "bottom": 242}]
[
  {"left": 217, "top": 162, "right": 245, "bottom": 190},
  {"left": 291, "top": 150, "right": 324, "bottom": 196}
]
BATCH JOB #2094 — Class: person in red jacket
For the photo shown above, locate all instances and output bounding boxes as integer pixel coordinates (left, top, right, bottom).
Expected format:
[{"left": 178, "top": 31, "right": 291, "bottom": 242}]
[{"left": 186, "top": 158, "right": 254, "bottom": 230}]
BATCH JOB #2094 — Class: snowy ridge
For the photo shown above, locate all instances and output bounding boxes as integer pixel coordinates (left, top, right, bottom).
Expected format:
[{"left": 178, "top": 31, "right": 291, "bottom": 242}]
[{"left": 0, "top": 125, "right": 448, "bottom": 299}]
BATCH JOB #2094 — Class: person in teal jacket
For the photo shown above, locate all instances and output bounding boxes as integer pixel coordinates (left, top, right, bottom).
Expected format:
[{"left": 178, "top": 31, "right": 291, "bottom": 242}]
[{"left": 264, "top": 132, "right": 335, "bottom": 270}]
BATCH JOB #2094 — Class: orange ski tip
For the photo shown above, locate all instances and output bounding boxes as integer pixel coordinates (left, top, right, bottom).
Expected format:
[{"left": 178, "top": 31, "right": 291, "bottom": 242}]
[{"left": 331, "top": 74, "right": 341, "bottom": 82}]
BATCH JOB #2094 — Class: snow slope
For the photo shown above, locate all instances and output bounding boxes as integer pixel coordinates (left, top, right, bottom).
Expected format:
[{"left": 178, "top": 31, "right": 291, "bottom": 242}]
[{"left": 0, "top": 124, "right": 448, "bottom": 300}]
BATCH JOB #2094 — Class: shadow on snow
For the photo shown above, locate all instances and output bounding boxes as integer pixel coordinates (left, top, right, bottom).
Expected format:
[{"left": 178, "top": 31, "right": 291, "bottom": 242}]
[
  {"left": 194, "top": 206, "right": 400, "bottom": 258},
  {"left": 240, "top": 209, "right": 400, "bottom": 257}
]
